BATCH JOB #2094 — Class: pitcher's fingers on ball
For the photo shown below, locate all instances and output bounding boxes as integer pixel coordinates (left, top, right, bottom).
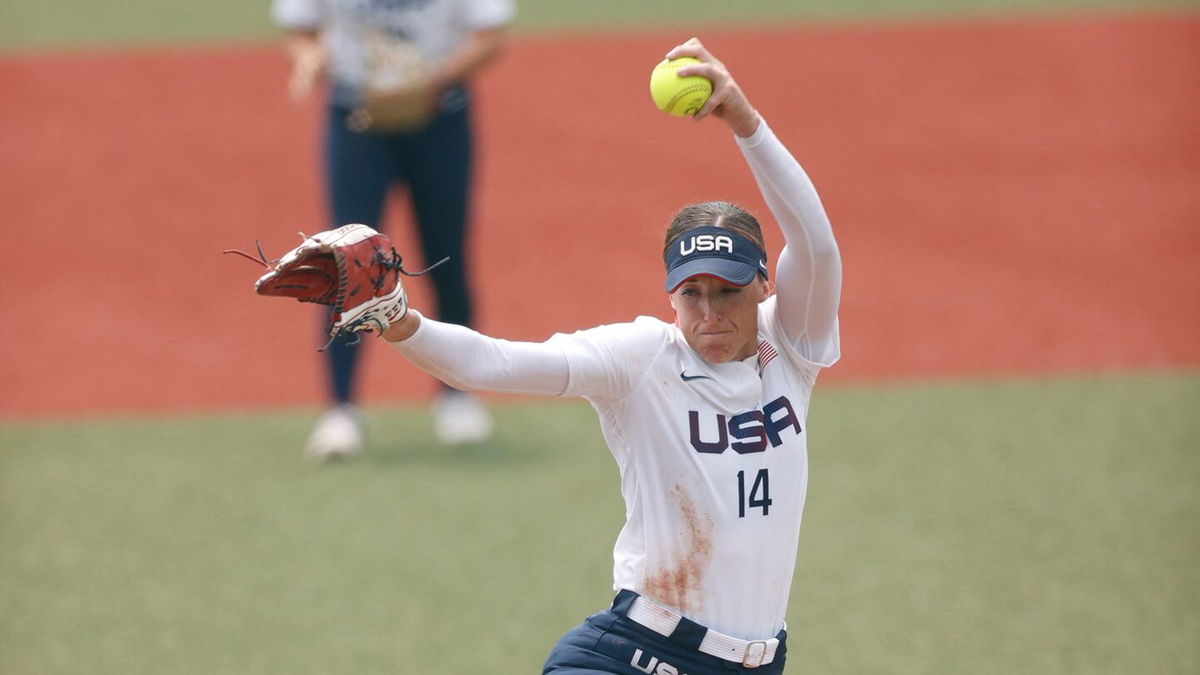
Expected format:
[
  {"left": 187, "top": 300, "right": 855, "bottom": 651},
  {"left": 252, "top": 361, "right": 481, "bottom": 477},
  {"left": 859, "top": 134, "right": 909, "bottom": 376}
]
[
  {"left": 699, "top": 70, "right": 743, "bottom": 120},
  {"left": 662, "top": 39, "right": 728, "bottom": 118},
  {"left": 665, "top": 36, "right": 713, "bottom": 63},
  {"left": 676, "top": 63, "right": 739, "bottom": 121},
  {"left": 677, "top": 63, "right": 731, "bottom": 120}
]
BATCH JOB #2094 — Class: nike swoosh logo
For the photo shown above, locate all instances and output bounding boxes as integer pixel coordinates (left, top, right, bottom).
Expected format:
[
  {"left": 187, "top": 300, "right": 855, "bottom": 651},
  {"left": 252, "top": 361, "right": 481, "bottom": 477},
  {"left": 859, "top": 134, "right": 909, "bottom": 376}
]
[{"left": 680, "top": 371, "right": 712, "bottom": 382}]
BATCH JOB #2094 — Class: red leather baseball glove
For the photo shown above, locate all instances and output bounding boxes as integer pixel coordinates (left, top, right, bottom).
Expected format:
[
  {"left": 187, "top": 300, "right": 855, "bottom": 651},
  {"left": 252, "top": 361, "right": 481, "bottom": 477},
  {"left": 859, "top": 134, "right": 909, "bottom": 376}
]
[{"left": 226, "top": 224, "right": 444, "bottom": 349}]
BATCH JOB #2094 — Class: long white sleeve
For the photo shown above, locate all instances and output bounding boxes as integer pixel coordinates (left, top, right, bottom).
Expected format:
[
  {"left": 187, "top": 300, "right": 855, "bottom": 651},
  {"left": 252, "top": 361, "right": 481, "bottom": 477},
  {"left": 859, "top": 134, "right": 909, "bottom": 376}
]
[
  {"left": 388, "top": 314, "right": 571, "bottom": 396},
  {"left": 736, "top": 120, "right": 842, "bottom": 366}
]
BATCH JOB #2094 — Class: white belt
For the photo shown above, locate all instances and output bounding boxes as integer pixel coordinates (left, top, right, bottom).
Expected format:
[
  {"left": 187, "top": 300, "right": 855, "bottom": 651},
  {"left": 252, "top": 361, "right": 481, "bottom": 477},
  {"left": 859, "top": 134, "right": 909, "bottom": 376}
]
[{"left": 625, "top": 595, "right": 780, "bottom": 669}]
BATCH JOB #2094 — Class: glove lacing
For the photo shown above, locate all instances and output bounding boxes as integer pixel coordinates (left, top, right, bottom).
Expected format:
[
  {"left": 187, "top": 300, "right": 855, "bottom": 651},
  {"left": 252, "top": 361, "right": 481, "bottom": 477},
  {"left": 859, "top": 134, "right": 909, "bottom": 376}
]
[{"left": 324, "top": 247, "right": 449, "bottom": 350}]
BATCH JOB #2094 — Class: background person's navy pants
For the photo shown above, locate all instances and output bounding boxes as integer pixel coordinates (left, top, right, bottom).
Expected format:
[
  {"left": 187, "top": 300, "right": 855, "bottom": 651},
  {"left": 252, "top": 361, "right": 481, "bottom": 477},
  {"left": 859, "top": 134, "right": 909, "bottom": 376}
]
[
  {"left": 544, "top": 591, "right": 788, "bottom": 674},
  {"left": 321, "top": 98, "right": 475, "bottom": 403}
]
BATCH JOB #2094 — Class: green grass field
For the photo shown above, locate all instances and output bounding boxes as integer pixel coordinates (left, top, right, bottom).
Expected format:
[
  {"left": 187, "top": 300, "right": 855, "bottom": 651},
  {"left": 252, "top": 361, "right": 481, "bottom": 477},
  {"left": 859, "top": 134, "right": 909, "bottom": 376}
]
[
  {"left": 3, "top": 372, "right": 1197, "bottom": 674},
  {"left": 1, "top": 0, "right": 1198, "bottom": 51}
]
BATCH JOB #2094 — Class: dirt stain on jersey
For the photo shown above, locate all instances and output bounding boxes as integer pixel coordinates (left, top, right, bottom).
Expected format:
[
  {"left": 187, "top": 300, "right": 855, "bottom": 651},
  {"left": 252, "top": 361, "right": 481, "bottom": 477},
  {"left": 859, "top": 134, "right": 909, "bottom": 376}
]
[{"left": 641, "top": 484, "right": 714, "bottom": 613}]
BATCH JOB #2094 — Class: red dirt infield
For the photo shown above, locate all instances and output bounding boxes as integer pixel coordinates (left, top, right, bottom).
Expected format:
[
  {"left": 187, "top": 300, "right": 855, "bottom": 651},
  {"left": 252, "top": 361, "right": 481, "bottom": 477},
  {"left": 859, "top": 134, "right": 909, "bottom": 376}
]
[{"left": 1, "top": 13, "right": 1197, "bottom": 418}]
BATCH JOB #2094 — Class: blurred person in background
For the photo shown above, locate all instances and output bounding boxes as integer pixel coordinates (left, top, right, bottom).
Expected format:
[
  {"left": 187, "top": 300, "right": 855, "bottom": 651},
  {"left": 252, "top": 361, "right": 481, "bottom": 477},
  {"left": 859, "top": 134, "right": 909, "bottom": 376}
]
[{"left": 272, "top": 0, "right": 516, "bottom": 458}]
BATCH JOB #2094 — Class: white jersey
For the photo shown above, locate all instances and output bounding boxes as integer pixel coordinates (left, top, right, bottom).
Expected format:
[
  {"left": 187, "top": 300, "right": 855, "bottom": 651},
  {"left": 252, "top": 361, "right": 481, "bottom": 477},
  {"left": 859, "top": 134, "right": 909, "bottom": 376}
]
[
  {"left": 548, "top": 296, "right": 827, "bottom": 639},
  {"left": 272, "top": 0, "right": 515, "bottom": 105},
  {"left": 391, "top": 118, "right": 841, "bottom": 641}
]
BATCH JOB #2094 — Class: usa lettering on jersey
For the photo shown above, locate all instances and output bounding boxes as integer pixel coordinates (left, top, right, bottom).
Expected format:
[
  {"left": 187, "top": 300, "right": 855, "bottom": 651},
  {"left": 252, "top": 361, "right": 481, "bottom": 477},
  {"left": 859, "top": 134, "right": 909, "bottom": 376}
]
[{"left": 688, "top": 395, "right": 801, "bottom": 454}]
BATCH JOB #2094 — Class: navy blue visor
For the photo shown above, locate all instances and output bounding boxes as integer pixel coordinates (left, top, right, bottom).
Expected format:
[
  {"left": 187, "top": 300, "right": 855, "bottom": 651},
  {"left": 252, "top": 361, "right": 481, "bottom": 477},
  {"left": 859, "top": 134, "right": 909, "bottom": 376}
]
[{"left": 664, "top": 226, "right": 768, "bottom": 293}]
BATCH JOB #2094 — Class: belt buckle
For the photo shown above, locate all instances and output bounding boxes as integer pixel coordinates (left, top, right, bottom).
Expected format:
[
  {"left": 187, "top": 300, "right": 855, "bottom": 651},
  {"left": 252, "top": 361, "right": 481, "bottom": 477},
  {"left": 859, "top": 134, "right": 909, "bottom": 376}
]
[{"left": 742, "top": 640, "right": 769, "bottom": 668}]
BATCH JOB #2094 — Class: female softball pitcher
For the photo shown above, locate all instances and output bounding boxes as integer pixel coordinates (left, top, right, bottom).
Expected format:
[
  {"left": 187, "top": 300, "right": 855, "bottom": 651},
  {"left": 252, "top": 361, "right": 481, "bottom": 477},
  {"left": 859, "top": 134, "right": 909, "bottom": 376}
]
[{"left": 386, "top": 38, "right": 841, "bottom": 674}]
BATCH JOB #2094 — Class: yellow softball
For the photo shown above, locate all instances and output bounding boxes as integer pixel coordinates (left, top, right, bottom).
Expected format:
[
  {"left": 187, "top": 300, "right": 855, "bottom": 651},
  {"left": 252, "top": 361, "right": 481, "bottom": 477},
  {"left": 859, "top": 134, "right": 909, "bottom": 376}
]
[{"left": 649, "top": 56, "right": 713, "bottom": 117}]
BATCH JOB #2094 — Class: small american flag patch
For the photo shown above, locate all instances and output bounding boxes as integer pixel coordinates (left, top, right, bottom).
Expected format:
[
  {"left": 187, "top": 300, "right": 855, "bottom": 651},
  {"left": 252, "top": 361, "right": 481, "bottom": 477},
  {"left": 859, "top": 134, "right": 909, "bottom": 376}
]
[{"left": 757, "top": 341, "right": 779, "bottom": 375}]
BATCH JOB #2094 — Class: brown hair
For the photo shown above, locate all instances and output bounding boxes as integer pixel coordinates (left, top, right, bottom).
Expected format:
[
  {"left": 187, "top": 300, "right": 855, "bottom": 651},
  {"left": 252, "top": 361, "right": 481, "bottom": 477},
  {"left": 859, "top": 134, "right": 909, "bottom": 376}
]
[{"left": 662, "top": 201, "right": 767, "bottom": 259}]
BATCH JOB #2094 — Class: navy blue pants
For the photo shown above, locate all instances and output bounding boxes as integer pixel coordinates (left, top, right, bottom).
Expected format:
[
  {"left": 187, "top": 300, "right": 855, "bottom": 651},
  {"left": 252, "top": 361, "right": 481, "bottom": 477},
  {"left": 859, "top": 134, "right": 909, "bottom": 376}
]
[
  {"left": 544, "top": 591, "right": 788, "bottom": 674},
  {"left": 321, "top": 100, "right": 475, "bottom": 403}
]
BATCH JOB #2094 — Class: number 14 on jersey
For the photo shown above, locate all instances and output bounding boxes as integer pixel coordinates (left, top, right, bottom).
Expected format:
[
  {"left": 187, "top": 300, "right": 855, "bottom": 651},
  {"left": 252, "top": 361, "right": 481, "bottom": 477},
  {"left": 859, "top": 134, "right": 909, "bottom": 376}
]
[{"left": 737, "top": 468, "right": 772, "bottom": 517}]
